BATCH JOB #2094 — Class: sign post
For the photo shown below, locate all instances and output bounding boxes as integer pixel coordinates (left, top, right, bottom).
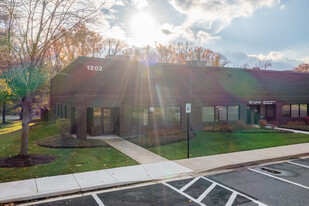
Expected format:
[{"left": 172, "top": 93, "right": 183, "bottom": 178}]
[{"left": 186, "top": 103, "right": 191, "bottom": 159}]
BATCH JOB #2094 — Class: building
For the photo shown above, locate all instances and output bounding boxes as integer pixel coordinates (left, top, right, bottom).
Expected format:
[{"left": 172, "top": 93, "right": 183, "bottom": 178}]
[{"left": 50, "top": 56, "right": 309, "bottom": 139}]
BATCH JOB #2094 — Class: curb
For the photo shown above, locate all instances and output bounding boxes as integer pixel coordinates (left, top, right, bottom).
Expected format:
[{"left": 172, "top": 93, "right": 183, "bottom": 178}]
[{"left": 194, "top": 152, "right": 309, "bottom": 174}]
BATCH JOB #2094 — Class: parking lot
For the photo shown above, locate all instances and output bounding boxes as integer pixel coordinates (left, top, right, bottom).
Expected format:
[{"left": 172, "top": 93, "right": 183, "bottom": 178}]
[{"left": 27, "top": 158, "right": 309, "bottom": 206}]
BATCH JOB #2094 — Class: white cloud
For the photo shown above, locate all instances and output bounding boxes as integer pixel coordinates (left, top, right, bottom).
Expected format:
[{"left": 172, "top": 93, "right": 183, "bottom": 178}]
[
  {"left": 168, "top": 0, "right": 281, "bottom": 33},
  {"left": 249, "top": 51, "right": 285, "bottom": 62},
  {"left": 196, "top": 31, "right": 221, "bottom": 44},
  {"left": 130, "top": 0, "right": 148, "bottom": 9},
  {"left": 222, "top": 50, "right": 304, "bottom": 70},
  {"left": 298, "top": 57, "right": 309, "bottom": 63},
  {"left": 158, "top": 23, "right": 195, "bottom": 43}
]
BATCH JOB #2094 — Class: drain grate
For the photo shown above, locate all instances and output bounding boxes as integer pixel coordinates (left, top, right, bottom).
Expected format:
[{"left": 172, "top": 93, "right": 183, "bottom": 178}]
[{"left": 261, "top": 167, "right": 281, "bottom": 174}]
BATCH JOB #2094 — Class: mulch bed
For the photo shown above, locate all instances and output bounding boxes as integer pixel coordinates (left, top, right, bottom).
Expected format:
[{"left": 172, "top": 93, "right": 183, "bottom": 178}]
[
  {"left": 0, "top": 154, "right": 56, "bottom": 168},
  {"left": 37, "top": 135, "right": 109, "bottom": 148}
]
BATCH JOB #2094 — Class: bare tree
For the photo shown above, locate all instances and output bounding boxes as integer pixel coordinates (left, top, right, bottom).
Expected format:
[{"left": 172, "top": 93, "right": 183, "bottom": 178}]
[
  {"left": 1, "top": 0, "right": 114, "bottom": 156},
  {"left": 155, "top": 43, "right": 173, "bottom": 63},
  {"left": 255, "top": 60, "right": 272, "bottom": 70},
  {"left": 103, "top": 38, "right": 128, "bottom": 56}
]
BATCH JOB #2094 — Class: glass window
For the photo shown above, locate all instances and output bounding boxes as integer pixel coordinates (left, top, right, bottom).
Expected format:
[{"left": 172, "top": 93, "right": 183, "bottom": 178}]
[
  {"left": 132, "top": 108, "right": 148, "bottom": 126},
  {"left": 282, "top": 105, "right": 290, "bottom": 117},
  {"left": 64, "top": 105, "right": 68, "bottom": 118},
  {"left": 300, "top": 104, "right": 307, "bottom": 117},
  {"left": 150, "top": 107, "right": 165, "bottom": 125},
  {"left": 166, "top": 107, "right": 181, "bottom": 124},
  {"left": 291, "top": 104, "right": 299, "bottom": 118},
  {"left": 202, "top": 107, "right": 214, "bottom": 122},
  {"left": 216, "top": 106, "right": 227, "bottom": 121},
  {"left": 59, "top": 104, "right": 63, "bottom": 118},
  {"left": 93, "top": 107, "right": 102, "bottom": 126},
  {"left": 228, "top": 106, "right": 239, "bottom": 121},
  {"left": 143, "top": 108, "right": 149, "bottom": 126},
  {"left": 57, "top": 104, "right": 61, "bottom": 117}
]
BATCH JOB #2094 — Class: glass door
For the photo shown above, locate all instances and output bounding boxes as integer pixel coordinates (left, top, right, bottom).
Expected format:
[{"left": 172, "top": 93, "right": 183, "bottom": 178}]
[{"left": 103, "top": 109, "right": 114, "bottom": 134}]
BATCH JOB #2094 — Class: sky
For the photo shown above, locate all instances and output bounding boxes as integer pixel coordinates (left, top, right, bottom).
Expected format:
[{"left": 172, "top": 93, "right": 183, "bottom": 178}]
[{"left": 100, "top": 0, "right": 309, "bottom": 70}]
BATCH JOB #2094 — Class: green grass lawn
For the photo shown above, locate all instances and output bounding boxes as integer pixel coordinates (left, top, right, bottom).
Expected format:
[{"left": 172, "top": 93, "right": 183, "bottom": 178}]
[
  {"left": 0, "top": 121, "right": 137, "bottom": 183},
  {"left": 148, "top": 131, "right": 309, "bottom": 160}
]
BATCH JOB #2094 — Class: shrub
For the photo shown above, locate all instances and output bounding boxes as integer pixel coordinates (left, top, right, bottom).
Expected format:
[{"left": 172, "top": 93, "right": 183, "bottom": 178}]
[
  {"left": 304, "top": 117, "right": 309, "bottom": 125},
  {"left": 231, "top": 120, "right": 250, "bottom": 130},
  {"left": 287, "top": 120, "right": 305, "bottom": 126},
  {"left": 270, "top": 120, "right": 277, "bottom": 129},
  {"left": 203, "top": 122, "right": 233, "bottom": 132},
  {"left": 56, "top": 118, "right": 71, "bottom": 139},
  {"left": 146, "top": 126, "right": 183, "bottom": 137},
  {"left": 258, "top": 119, "right": 268, "bottom": 128}
]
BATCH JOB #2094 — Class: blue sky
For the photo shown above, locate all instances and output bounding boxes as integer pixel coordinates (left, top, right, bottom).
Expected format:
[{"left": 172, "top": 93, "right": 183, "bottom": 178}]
[{"left": 101, "top": 0, "right": 309, "bottom": 70}]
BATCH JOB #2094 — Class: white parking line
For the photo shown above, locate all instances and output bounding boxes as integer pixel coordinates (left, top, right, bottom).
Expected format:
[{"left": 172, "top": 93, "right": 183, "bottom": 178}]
[
  {"left": 196, "top": 182, "right": 216, "bottom": 202},
  {"left": 225, "top": 192, "right": 237, "bottom": 206},
  {"left": 92, "top": 194, "right": 105, "bottom": 206},
  {"left": 179, "top": 177, "right": 200, "bottom": 192},
  {"left": 249, "top": 168, "right": 309, "bottom": 190},
  {"left": 288, "top": 161, "right": 309, "bottom": 169},
  {"left": 202, "top": 177, "right": 267, "bottom": 206},
  {"left": 162, "top": 182, "right": 206, "bottom": 206}
]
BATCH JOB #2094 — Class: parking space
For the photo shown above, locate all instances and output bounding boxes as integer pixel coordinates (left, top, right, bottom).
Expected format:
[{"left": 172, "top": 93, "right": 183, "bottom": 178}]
[{"left": 28, "top": 158, "right": 309, "bottom": 206}]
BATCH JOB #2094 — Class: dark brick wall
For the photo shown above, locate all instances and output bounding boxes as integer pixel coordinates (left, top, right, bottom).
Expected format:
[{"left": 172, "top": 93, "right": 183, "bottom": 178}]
[{"left": 50, "top": 57, "right": 309, "bottom": 137}]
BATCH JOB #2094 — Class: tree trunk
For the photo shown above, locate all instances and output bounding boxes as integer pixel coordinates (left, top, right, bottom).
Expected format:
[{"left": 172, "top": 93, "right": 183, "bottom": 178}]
[
  {"left": 20, "top": 97, "right": 32, "bottom": 156},
  {"left": 2, "top": 100, "right": 6, "bottom": 124},
  {"left": 20, "top": 106, "right": 23, "bottom": 120}
]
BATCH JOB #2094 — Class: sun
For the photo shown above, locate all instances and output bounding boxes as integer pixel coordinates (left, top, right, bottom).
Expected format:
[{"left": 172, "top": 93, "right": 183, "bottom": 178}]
[{"left": 129, "top": 12, "right": 157, "bottom": 45}]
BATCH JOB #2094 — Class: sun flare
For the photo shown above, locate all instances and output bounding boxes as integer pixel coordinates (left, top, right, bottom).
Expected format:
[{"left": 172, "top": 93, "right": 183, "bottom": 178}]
[{"left": 130, "top": 12, "right": 157, "bottom": 45}]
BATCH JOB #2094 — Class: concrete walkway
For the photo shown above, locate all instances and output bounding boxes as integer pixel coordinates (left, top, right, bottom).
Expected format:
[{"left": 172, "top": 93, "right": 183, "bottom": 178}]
[
  {"left": 275, "top": 126, "right": 309, "bottom": 134},
  {"left": 0, "top": 161, "right": 192, "bottom": 204},
  {"left": 174, "top": 142, "right": 309, "bottom": 173},
  {"left": 2, "top": 135, "right": 309, "bottom": 204},
  {"left": 89, "top": 135, "right": 168, "bottom": 164}
]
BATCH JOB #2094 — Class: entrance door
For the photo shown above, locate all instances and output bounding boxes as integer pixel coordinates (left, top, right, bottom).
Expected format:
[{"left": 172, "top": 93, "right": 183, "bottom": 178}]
[
  {"left": 103, "top": 108, "right": 115, "bottom": 134},
  {"left": 247, "top": 105, "right": 261, "bottom": 124},
  {"left": 266, "top": 105, "right": 276, "bottom": 122}
]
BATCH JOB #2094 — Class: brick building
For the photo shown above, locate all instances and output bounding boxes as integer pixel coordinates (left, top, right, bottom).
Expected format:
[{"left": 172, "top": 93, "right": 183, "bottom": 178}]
[{"left": 50, "top": 56, "right": 309, "bottom": 139}]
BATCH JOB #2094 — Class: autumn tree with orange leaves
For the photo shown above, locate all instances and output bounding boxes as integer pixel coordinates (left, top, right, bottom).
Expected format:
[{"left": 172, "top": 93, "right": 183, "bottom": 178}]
[
  {"left": 293, "top": 63, "right": 309, "bottom": 73},
  {"left": 0, "top": 0, "right": 115, "bottom": 158}
]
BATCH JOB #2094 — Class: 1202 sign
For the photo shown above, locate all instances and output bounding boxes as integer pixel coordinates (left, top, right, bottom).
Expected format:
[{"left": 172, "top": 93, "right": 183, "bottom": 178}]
[{"left": 87, "top": 65, "right": 103, "bottom": 71}]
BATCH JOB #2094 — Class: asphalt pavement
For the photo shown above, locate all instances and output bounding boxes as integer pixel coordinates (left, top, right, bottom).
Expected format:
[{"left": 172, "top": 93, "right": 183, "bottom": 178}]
[{"left": 24, "top": 157, "right": 309, "bottom": 206}]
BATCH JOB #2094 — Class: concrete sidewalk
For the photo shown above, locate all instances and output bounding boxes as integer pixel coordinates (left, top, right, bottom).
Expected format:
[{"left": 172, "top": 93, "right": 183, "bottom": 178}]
[
  {"left": 89, "top": 135, "right": 167, "bottom": 164},
  {"left": 2, "top": 136, "right": 309, "bottom": 204},
  {"left": 174, "top": 142, "right": 309, "bottom": 173},
  {"left": 0, "top": 161, "right": 192, "bottom": 204},
  {"left": 275, "top": 126, "right": 309, "bottom": 134}
]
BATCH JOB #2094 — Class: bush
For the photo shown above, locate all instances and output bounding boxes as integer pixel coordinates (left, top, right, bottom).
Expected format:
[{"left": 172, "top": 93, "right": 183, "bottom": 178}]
[
  {"left": 146, "top": 126, "right": 183, "bottom": 137},
  {"left": 203, "top": 122, "right": 233, "bottom": 132},
  {"left": 56, "top": 118, "right": 71, "bottom": 139},
  {"left": 304, "top": 117, "right": 309, "bottom": 125},
  {"left": 270, "top": 120, "right": 277, "bottom": 129},
  {"left": 258, "top": 119, "right": 267, "bottom": 128},
  {"left": 287, "top": 120, "right": 305, "bottom": 126},
  {"left": 232, "top": 120, "right": 251, "bottom": 130}
]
